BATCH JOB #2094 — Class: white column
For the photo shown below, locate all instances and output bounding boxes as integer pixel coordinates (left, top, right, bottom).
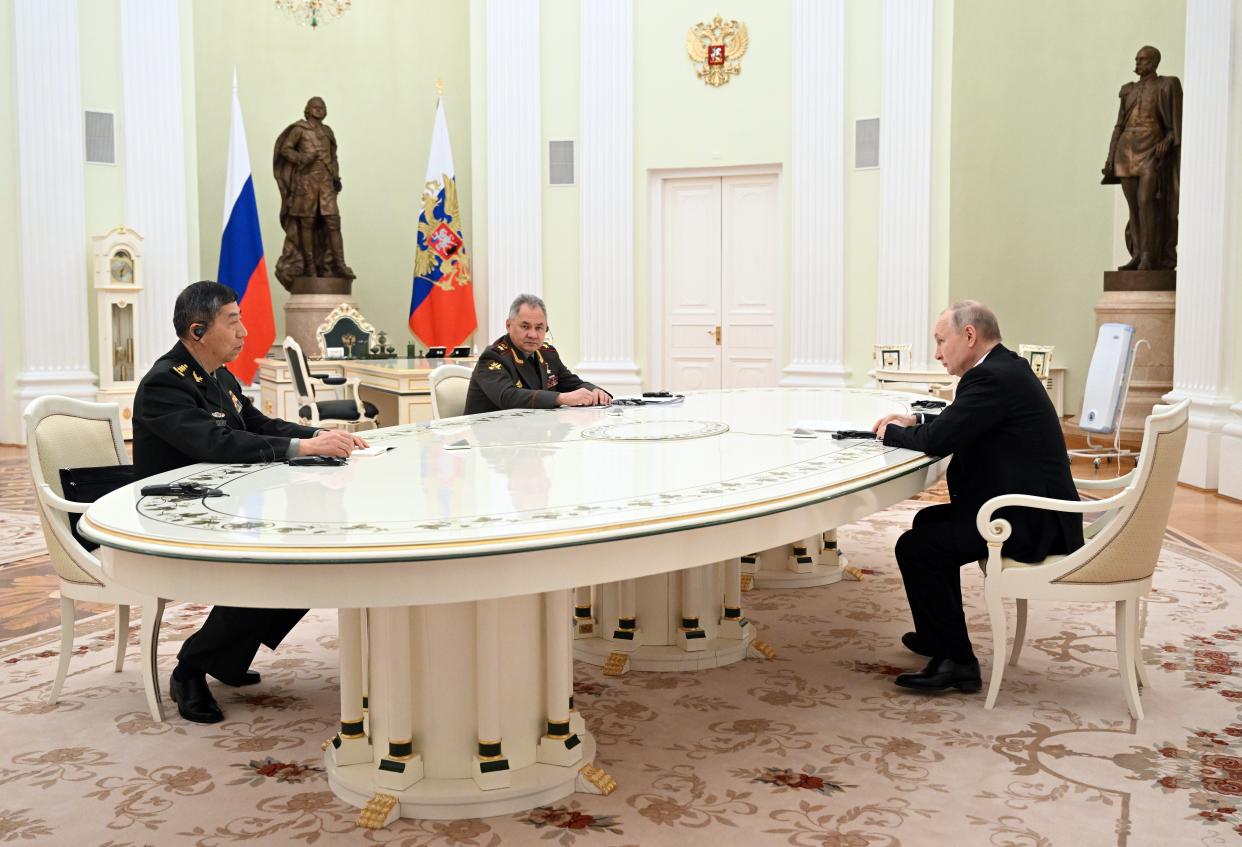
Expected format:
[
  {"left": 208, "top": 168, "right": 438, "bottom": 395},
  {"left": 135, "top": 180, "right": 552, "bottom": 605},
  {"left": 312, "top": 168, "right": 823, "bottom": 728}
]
[
  {"left": 486, "top": 0, "right": 542, "bottom": 338},
  {"left": 876, "top": 0, "right": 935, "bottom": 368},
  {"left": 576, "top": 0, "right": 641, "bottom": 392},
  {"left": 1168, "top": 0, "right": 1238, "bottom": 489},
  {"left": 13, "top": 0, "right": 97, "bottom": 418},
  {"left": 120, "top": 0, "right": 192, "bottom": 376},
  {"left": 782, "top": 0, "right": 850, "bottom": 386}
]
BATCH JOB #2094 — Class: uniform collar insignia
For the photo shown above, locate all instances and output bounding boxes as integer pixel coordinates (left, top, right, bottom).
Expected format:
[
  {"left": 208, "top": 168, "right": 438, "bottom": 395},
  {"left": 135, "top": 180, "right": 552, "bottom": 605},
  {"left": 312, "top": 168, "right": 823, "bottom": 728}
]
[
  {"left": 172, "top": 364, "right": 189, "bottom": 376},
  {"left": 192, "top": 371, "right": 203, "bottom": 383}
]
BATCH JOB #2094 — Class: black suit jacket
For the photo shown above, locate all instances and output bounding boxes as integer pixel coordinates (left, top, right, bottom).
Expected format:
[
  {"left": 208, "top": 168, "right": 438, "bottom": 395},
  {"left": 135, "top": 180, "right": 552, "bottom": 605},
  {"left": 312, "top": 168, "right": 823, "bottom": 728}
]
[
  {"left": 882, "top": 344, "right": 1084, "bottom": 562},
  {"left": 463, "top": 335, "right": 605, "bottom": 415},
  {"left": 132, "top": 342, "right": 318, "bottom": 479}
]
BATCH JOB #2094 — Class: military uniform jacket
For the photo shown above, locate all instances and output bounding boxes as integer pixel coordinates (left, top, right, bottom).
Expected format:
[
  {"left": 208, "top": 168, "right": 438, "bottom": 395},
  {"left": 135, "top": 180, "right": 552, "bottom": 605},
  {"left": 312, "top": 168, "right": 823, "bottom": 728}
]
[
  {"left": 881, "top": 344, "right": 1084, "bottom": 563},
  {"left": 463, "top": 335, "right": 600, "bottom": 415},
  {"left": 132, "top": 342, "right": 318, "bottom": 479}
]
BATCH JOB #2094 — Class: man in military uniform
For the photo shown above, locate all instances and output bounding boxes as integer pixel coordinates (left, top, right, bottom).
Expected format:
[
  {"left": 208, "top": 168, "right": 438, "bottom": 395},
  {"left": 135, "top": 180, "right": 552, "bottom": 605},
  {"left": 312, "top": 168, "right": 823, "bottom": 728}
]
[
  {"left": 463, "top": 294, "right": 612, "bottom": 414},
  {"left": 273, "top": 96, "right": 355, "bottom": 288},
  {"left": 133, "top": 281, "right": 368, "bottom": 723}
]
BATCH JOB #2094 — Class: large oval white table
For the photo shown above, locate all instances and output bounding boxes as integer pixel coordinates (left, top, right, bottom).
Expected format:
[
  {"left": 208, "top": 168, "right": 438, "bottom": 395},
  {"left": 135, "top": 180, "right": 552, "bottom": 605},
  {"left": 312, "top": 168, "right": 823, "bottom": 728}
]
[{"left": 81, "top": 388, "right": 943, "bottom": 824}]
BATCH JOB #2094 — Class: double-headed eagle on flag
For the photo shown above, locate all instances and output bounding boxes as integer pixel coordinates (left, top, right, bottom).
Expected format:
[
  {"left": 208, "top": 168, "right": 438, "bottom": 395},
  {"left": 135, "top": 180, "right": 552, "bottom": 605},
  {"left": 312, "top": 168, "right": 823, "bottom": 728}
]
[{"left": 414, "top": 174, "right": 470, "bottom": 293}]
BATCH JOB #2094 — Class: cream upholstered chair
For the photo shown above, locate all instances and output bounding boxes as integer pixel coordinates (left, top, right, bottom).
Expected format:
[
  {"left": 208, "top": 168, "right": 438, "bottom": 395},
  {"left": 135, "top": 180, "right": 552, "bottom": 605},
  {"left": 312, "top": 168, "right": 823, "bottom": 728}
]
[
  {"left": 23, "top": 396, "right": 161, "bottom": 709},
  {"left": 283, "top": 335, "right": 378, "bottom": 431},
  {"left": 429, "top": 364, "right": 473, "bottom": 420},
  {"left": 976, "top": 399, "right": 1189, "bottom": 719}
]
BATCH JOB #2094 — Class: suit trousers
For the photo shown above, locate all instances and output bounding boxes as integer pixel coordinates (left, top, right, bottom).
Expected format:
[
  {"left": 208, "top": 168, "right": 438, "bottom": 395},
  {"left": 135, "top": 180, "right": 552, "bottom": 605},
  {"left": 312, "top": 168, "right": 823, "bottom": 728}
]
[
  {"left": 895, "top": 503, "right": 988, "bottom": 664},
  {"left": 177, "top": 606, "right": 306, "bottom": 683}
]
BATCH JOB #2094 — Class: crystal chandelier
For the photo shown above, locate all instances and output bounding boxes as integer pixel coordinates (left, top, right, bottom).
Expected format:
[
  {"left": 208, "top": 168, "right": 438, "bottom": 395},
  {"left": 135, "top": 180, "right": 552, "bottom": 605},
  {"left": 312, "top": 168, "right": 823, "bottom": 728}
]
[{"left": 273, "top": 0, "right": 353, "bottom": 30}]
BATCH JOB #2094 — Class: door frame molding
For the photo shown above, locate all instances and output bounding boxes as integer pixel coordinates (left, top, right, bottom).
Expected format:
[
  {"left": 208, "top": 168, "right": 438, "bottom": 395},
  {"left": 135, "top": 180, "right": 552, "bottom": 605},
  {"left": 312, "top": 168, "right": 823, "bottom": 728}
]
[{"left": 646, "top": 163, "right": 784, "bottom": 391}]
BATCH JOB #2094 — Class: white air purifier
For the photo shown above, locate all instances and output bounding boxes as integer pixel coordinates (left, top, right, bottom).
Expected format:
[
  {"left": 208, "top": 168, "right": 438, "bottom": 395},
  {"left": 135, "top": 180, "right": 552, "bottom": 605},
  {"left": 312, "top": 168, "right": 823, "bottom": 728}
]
[{"left": 1079, "top": 323, "right": 1136, "bottom": 434}]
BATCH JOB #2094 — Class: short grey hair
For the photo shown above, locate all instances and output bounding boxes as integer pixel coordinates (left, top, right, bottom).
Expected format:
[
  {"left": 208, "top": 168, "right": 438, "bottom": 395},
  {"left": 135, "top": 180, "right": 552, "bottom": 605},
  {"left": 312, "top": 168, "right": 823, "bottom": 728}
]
[
  {"left": 944, "top": 300, "right": 1002, "bottom": 342},
  {"left": 508, "top": 293, "right": 547, "bottom": 320}
]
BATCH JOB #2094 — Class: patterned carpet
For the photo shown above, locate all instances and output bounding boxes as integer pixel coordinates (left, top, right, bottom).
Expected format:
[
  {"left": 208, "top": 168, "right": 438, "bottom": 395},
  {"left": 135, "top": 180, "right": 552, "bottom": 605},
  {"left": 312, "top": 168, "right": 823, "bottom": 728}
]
[
  {"left": 0, "top": 454, "right": 110, "bottom": 638},
  {"left": 1, "top": 499, "right": 1240, "bottom": 845}
]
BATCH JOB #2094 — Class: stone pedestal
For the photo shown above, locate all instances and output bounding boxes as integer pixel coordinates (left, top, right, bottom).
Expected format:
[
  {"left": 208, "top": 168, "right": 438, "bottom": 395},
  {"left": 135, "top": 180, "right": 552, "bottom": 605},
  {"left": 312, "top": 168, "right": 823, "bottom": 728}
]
[
  {"left": 283, "top": 276, "right": 353, "bottom": 355},
  {"left": 1093, "top": 274, "right": 1175, "bottom": 442}
]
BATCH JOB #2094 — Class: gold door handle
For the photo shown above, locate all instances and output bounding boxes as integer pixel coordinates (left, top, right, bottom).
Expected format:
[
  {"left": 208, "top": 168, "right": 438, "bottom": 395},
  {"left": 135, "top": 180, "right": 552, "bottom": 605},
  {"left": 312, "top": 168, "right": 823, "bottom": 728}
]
[{"left": 714, "top": 325, "right": 722, "bottom": 346}]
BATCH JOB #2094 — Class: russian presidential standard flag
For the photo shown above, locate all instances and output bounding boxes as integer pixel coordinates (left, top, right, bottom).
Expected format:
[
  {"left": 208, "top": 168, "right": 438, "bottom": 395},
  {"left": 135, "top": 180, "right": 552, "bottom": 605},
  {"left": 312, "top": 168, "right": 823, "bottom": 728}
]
[
  {"left": 218, "top": 72, "right": 275, "bottom": 384},
  {"left": 408, "top": 96, "right": 477, "bottom": 349}
]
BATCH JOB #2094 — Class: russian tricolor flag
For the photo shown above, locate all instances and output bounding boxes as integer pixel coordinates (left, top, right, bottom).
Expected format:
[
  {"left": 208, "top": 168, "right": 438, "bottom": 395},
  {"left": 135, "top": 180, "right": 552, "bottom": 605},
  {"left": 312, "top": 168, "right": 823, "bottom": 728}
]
[
  {"left": 218, "top": 71, "right": 274, "bottom": 385},
  {"left": 409, "top": 95, "right": 477, "bottom": 349}
]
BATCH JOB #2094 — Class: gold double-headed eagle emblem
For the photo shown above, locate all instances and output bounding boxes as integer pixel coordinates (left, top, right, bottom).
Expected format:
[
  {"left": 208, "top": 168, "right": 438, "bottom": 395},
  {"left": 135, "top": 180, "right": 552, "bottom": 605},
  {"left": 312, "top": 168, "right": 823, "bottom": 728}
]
[
  {"left": 686, "top": 16, "right": 749, "bottom": 87},
  {"left": 414, "top": 174, "right": 472, "bottom": 293}
]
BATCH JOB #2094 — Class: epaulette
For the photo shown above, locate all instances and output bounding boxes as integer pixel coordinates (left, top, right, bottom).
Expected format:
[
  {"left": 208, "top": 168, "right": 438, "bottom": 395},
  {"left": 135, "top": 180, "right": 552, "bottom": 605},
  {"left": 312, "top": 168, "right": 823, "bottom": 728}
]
[
  {"left": 172, "top": 364, "right": 189, "bottom": 377},
  {"left": 496, "top": 341, "right": 509, "bottom": 353},
  {"left": 542, "top": 341, "right": 555, "bottom": 351}
]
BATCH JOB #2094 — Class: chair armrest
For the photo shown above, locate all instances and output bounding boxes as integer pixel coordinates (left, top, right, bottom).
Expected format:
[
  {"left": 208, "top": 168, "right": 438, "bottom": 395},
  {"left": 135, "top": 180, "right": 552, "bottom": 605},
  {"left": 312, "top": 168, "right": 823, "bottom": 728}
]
[
  {"left": 344, "top": 377, "right": 366, "bottom": 415},
  {"left": 976, "top": 488, "right": 1135, "bottom": 545},
  {"left": 315, "top": 375, "right": 348, "bottom": 386},
  {"left": 39, "top": 484, "right": 90, "bottom": 514},
  {"left": 1073, "top": 469, "right": 1136, "bottom": 490}
]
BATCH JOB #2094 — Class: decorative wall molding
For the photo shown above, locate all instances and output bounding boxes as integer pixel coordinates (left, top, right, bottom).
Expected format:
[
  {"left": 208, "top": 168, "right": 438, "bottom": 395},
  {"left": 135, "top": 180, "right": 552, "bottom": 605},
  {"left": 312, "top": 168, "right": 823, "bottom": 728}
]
[
  {"left": 485, "top": 0, "right": 543, "bottom": 339},
  {"left": 875, "top": 0, "right": 934, "bottom": 369},
  {"left": 576, "top": 0, "right": 641, "bottom": 392},
  {"left": 13, "top": 0, "right": 97, "bottom": 433},
  {"left": 120, "top": 0, "right": 191, "bottom": 377},
  {"left": 1168, "top": 0, "right": 1237, "bottom": 489},
  {"left": 782, "top": 0, "right": 849, "bottom": 387}
]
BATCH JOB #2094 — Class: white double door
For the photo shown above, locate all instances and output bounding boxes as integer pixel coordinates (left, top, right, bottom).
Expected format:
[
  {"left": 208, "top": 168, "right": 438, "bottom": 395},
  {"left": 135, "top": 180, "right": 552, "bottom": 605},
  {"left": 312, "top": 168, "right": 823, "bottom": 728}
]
[{"left": 661, "top": 173, "right": 782, "bottom": 392}]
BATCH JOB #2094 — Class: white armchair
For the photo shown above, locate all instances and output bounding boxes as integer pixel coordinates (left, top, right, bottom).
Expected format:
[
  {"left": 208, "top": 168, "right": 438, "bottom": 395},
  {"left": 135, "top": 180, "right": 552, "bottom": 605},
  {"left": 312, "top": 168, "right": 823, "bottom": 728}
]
[
  {"left": 976, "top": 399, "right": 1189, "bottom": 719},
  {"left": 23, "top": 396, "right": 163, "bottom": 716},
  {"left": 429, "top": 364, "right": 472, "bottom": 420}
]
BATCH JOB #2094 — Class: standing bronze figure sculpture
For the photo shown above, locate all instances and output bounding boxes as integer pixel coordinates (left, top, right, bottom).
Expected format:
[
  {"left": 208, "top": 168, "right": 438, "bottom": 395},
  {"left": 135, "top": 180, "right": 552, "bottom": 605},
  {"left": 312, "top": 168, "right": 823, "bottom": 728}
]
[
  {"left": 1102, "top": 46, "right": 1182, "bottom": 271},
  {"left": 274, "top": 97, "right": 355, "bottom": 291}
]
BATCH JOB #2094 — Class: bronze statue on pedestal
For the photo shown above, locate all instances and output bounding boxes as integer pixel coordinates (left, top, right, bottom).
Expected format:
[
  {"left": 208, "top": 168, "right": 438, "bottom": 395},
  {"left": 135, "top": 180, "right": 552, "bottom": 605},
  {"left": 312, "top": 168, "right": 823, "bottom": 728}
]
[
  {"left": 1102, "top": 46, "right": 1182, "bottom": 271},
  {"left": 274, "top": 97, "right": 355, "bottom": 291}
]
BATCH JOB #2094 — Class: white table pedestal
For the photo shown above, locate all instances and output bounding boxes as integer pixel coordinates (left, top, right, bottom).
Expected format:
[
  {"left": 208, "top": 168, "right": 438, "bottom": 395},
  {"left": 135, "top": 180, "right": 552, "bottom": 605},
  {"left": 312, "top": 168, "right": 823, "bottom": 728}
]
[
  {"left": 326, "top": 595, "right": 608, "bottom": 821},
  {"left": 574, "top": 560, "right": 756, "bottom": 672},
  {"left": 742, "top": 529, "right": 850, "bottom": 589}
]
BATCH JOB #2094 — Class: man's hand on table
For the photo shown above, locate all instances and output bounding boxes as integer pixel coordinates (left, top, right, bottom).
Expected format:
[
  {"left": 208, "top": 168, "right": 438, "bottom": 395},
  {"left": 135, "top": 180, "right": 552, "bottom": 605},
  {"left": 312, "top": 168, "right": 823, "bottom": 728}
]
[
  {"left": 556, "top": 388, "right": 612, "bottom": 407},
  {"left": 299, "top": 429, "right": 370, "bottom": 457},
  {"left": 872, "top": 413, "right": 918, "bottom": 441}
]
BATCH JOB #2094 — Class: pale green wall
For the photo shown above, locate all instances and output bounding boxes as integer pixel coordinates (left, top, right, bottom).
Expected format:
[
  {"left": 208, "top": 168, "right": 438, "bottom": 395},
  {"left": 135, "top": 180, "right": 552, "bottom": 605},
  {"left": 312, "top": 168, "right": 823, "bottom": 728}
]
[
  {"left": 191, "top": 0, "right": 472, "bottom": 351},
  {"left": 950, "top": 0, "right": 1186, "bottom": 414},
  {"left": 0, "top": 2, "right": 19, "bottom": 441},
  {"left": 541, "top": 0, "right": 580, "bottom": 363},
  {"left": 633, "top": 0, "right": 793, "bottom": 379},
  {"left": 843, "top": 0, "right": 881, "bottom": 381},
  {"left": 80, "top": 0, "right": 126, "bottom": 378}
]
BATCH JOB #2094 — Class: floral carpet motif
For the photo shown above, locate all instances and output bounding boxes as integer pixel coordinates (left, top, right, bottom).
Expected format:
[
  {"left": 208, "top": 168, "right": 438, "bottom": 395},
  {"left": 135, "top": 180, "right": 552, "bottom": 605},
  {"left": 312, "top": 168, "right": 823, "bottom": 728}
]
[
  {"left": 0, "top": 510, "right": 45, "bottom": 566},
  {"left": 0, "top": 500, "right": 1240, "bottom": 845}
]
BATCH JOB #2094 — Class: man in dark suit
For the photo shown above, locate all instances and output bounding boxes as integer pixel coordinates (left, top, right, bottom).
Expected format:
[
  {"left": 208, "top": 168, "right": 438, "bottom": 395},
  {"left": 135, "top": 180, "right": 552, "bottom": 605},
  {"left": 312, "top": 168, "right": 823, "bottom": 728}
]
[
  {"left": 133, "top": 281, "right": 367, "bottom": 723},
  {"left": 464, "top": 293, "right": 612, "bottom": 414},
  {"left": 872, "top": 301, "right": 1083, "bottom": 693}
]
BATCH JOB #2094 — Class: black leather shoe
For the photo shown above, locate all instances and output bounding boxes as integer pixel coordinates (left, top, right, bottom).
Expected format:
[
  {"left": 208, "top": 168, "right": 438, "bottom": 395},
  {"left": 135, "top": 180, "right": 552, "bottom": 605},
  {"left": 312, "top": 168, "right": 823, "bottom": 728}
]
[
  {"left": 900, "top": 632, "right": 931, "bottom": 657},
  {"left": 209, "top": 669, "right": 261, "bottom": 687},
  {"left": 169, "top": 671, "right": 224, "bottom": 723},
  {"left": 894, "top": 658, "right": 982, "bottom": 693}
]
